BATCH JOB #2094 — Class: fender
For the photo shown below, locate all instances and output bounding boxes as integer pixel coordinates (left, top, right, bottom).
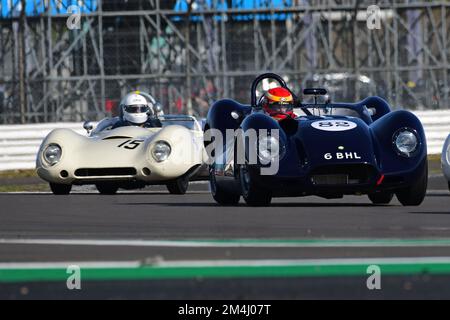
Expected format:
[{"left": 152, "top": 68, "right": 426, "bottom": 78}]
[
  {"left": 370, "top": 110, "right": 427, "bottom": 174},
  {"left": 205, "top": 99, "right": 251, "bottom": 136}
]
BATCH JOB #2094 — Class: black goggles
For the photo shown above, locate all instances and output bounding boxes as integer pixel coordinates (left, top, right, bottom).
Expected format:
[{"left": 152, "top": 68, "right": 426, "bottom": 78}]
[
  {"left": 124, "top": 105, "right": 150, "bottom": 114},
  {"left": 268, "top": 102, "right": 293, "bottom": 112}
]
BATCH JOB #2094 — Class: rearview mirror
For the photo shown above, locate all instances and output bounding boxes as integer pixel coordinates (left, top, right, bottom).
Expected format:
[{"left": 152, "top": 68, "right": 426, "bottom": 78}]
[
  {"left": 303, "top": 88, "right": 328, "bottom": 96},
  {"left": 83, "top": 121, "right": 94, "bottom": 133},
  {"left": 154, "top": 102, "right": 163, "bottom": 116}
]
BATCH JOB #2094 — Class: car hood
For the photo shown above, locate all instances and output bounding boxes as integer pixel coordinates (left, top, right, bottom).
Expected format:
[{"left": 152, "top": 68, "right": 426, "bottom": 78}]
[
  {"left": 93, "top": 126, "right": 161, "bottom": 140},
  {"left": 292, "top": 117, "right": 377, "bottom": 167}
]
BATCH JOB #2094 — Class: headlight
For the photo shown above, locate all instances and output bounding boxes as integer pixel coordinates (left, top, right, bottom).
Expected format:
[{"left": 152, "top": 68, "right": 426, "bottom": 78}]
[
  {"left": 43, "top": 144, "right": 62, "bottom": 166},
  {"left": 258, "top": 135, "right": 284, "bottom": 164},
  {"left": 151, "top": 141, "right": 171, "bottom": 162},
  {"left": 393, "top": 128, "right": 419, "bottom": 157}
]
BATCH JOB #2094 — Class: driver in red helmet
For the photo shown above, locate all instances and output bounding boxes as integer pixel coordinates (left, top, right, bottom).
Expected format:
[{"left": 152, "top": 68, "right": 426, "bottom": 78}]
[{"left": 261, "top": 87, "right": 297, "bottom": 121}]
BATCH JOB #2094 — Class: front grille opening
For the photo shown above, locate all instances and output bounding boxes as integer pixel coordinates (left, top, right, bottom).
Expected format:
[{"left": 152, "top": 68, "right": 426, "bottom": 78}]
[
  {"left": 102, "top": 136, "right": 133, "bottom": 140},
  {"left": 311, "top": 164, "right": 376, "bottom": 186},
  {"left": 383, "top": 176, "right": 405, "bottom": 185},
  {"left": 75, "top": 168, "right": 137, "bottom": 177},
  {"left": 312, "top": 174, "right": 348, "bottom": 185}
]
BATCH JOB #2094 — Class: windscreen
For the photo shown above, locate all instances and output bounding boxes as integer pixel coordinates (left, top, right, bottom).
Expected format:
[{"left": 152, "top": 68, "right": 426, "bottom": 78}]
[
  {"left": 160, "top": 118, "right": 200, "bottom": 131},
  {"left": 294, "top": 107, "right": 361, "bottom": 118}
]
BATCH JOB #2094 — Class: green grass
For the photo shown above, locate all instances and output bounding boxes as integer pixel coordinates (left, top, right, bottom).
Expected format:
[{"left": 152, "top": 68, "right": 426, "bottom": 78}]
[
  {"left": 0, "top": 170, "right": 45, "bottom": 192},
  {"left": 428, "top": 154, "right": 441, "bottom": 162},
  {"left": 0, "top": 169, "right": 37, "bottom": 179},
  {"left": 0, "top": 184, "right": 49, "bottom": 193},
  {"left": 428, "top": 155, "right": 442, "bottom": 175}
]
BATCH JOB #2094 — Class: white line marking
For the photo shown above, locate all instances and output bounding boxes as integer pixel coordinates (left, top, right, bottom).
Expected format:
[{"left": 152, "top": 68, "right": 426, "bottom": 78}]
[
  {"left": 429, "top": 174, "right": 445, "bottom": 179},
  {"left": 158, "top": 257, "right": 450, "bottom": 268},
  {"left": 425, "top": 190, "right": 450, "bottom": 195},
  {"left": 2, "top": 257, "right": 450, "bottom": 270},
  {"left": 0, "top": 261, "right": 140, "bottom": 269},
  {"left": 189, "top": 181, "right": 209, "bottom": 185},
  {"left": 0, "top": 192, "right": 52, "bottom": 194},
  {"left": 3, "top": 238, "right": 450, "bottom": 248}
]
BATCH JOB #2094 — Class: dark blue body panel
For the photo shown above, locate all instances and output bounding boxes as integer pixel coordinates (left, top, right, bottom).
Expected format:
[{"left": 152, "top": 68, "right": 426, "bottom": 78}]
[{"left": 205, "top": 96, "right": 427, "bottom": 198}]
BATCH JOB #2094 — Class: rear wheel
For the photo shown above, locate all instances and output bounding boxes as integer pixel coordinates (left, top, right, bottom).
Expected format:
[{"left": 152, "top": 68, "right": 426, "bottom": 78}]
[
  {"left": 448, "top": 182, "right": 450, "bottom": 192},
  {"left": 396, "top": 163, "right": 428, "bottom": 206},
  {"left": 209, "top": 169, "right": 240, "bottom": 205},
  {"left": 368, "top": 192, "right": 394, "bottom": 205},
  {"left": 50, "top": 183, "right": 72, "bottom": 195},
  {"left": 166, "top": 176, "right": 189, "bottom": 195},
  {"left": 239, "top": 165, "right": 272, "bottom": 207},
  {"left": 96, "top": 183, "right": 119, "bottom": 195}
]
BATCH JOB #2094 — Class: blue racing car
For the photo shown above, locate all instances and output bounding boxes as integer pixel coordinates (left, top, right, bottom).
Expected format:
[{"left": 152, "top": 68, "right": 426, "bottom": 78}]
[{"left": 204, "top": 73, "right": 427, "bottom": 206}]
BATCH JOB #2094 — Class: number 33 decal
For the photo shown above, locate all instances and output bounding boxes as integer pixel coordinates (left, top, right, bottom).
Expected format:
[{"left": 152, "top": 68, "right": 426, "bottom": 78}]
[
  {"left": 311, "top": 120, "right": 357, "bottom": 132},
  {"left": 117, "top": 140, "right": 144, "bottom": 150}
]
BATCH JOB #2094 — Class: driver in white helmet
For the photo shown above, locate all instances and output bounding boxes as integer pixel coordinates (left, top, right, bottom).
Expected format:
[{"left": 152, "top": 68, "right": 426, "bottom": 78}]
[{"left": 113, "top": 93, "right": 162, "bottom": 129}]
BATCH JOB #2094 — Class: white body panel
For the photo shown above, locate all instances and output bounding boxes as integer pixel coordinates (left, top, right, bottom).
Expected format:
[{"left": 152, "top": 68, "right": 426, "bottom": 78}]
[
  {"left": 442, "top": 134, "right": 450, "bottom": 183},
  {"left": 36, "top": 120, "right": 206, "bottom": 186}
]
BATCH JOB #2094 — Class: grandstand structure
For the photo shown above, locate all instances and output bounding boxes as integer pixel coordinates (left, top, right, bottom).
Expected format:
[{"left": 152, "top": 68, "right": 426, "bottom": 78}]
[{"left": 0, "top": 0, "right": 449, "bottom": 123}]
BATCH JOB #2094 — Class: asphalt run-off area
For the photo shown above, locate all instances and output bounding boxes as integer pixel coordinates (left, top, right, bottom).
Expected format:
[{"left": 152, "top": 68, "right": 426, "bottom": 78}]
[{"left": 1, "top": 175, "right": 450, "bottom": 299}]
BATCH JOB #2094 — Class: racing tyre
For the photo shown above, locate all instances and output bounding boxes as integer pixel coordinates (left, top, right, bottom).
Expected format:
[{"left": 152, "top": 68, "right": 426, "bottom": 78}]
[
  {"left": 396, "top": 163, "right": 428, "bottom": 206},
  {"left": 50, "top": 183, "right": 72, "bottom": 195},
  {"left": 209, "top": 169, "right": 240, "bottom": 205},
  {"left": 368, "top": 192, "right": 394, "bottom": 205},
  {"left": 166, "top": 176, "right": 189, "bottom": 195},
  {"left": 239, "top": 165, "right": 272, "bottom": 207},
  {"left": 96, "top": 183, "right": 119, "bottom": 195}
]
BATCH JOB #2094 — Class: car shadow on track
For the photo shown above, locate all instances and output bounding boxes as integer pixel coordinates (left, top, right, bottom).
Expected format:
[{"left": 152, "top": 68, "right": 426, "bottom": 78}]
[
  {"left": 409, "top": 211, "right": 450, "bottom": 215},
  {"left": 117, "top": 202, "right": 387, "bottom": 208}
]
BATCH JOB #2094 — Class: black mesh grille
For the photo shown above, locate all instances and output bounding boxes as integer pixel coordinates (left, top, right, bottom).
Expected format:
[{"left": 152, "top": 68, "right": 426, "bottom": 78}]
[
  {"left": 75, "top": 168, "right": 137, "bottom": 177},
  {"left": 310, "top": 164, "right": 376, "bottom": 186}
]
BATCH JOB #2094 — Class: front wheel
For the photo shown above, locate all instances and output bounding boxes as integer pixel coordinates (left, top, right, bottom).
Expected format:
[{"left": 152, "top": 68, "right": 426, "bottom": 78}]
[
  {"left": 209, "top": 169, "right": 240, "bottom": 205},
  {"left": 166, "top": 176, "right": 189, "bottom": 195},
  {"left": 239, "top": 165, "right": 272, "bottom": 207},
  {"left": 396, "top": 163, "right": 428, "bottom": 206},
  {"left": 368, "top": 192, "right": 394, "bottom": 205},
  {"left": 96, "top": 183, "right": 119, "bottom": 195},
  {"left": 50, "top": 183, "right": 72, "bottom": 195}
]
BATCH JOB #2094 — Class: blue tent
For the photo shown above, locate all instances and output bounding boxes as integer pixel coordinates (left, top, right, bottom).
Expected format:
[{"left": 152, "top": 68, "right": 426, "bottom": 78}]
[
  {"left": 173, "top": 0, "right": 293, "bottom": 21},
  {"left": 1, "top": 0, "right": 97, "bottom": 18}
]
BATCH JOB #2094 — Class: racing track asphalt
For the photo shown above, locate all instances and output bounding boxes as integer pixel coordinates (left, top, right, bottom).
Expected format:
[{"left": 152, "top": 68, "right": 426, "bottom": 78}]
[{"left": 1, "top": 175, "right": 450, "bottom": 299}]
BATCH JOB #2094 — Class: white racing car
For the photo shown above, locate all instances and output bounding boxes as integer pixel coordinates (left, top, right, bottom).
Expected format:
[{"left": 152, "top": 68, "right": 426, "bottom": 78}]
[
  {"left": 36, "top": 92, "right": 207, "bottom": 195},
  {"left": 442, "top": 135, "right": 450, "bottom": 191}
]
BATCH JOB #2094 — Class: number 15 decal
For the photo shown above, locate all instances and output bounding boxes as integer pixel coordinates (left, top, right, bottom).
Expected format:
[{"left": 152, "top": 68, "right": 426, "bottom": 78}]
[{"left": 117, "top": 140, "right": 144, "bottom": 150}]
